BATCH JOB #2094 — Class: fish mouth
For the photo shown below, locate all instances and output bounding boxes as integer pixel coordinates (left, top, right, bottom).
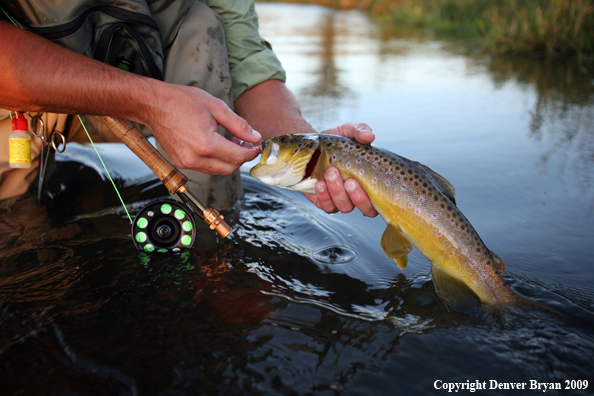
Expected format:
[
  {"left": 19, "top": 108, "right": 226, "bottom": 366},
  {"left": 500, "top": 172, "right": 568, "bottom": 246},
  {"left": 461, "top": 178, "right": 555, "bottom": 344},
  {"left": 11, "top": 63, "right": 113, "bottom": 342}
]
[
  {"left": 252, "top": 137, "right": 321, "bottom": 194},
  {"left": 258, "top": 137, "right": 321, "bottom": 182}
]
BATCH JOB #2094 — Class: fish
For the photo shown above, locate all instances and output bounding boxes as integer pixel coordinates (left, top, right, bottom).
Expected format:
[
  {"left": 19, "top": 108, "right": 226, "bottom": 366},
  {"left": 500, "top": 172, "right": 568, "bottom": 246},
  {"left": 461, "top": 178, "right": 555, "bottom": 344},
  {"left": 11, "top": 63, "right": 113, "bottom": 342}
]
[{"left": 250, "top": 133, "right": 524, "bottom": 312}]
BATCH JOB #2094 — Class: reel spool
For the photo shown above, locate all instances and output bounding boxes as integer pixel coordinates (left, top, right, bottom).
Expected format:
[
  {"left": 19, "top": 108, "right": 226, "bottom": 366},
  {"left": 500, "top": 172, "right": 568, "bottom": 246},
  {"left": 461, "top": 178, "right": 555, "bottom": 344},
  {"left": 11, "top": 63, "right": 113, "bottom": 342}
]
[{"left": 132, "top": 199, "right": 196, "bottom": 253}]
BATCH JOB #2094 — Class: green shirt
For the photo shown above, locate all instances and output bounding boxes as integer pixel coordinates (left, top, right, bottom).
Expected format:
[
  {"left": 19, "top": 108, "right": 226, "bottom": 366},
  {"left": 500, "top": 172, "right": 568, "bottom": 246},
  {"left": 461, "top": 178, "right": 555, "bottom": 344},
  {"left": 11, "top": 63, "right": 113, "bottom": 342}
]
[{"left": 202, "top": 0, "right": 286, "bottom": 101}]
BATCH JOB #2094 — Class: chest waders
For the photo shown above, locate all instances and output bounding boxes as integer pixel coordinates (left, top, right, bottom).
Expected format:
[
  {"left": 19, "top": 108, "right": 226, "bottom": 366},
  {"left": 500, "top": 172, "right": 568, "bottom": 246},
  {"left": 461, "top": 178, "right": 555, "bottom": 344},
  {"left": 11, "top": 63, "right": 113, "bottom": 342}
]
[{"left": 2, "top": 0, "right": 232, "bottom": 251}]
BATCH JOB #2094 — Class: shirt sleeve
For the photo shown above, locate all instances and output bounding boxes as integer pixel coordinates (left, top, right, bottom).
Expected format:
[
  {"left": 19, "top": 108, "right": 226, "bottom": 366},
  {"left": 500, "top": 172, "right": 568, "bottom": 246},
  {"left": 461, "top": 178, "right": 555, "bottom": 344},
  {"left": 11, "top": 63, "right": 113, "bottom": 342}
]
[{"left": 200, "top": 0, "right": 286, "bottom": 101}]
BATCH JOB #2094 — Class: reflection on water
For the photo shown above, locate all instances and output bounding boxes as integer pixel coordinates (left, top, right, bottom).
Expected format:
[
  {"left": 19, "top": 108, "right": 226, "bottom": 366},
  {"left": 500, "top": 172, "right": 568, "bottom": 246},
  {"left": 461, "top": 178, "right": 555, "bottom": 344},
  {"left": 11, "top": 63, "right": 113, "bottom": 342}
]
[
  {"left": 1, "top": 3, "right": 594, "bottom": 395},
  {"left": 296, "top": 12, "right": 353, "bottom": 124},
  {"left": 485, "top": 57, "right": 594, "bottom": 194}
]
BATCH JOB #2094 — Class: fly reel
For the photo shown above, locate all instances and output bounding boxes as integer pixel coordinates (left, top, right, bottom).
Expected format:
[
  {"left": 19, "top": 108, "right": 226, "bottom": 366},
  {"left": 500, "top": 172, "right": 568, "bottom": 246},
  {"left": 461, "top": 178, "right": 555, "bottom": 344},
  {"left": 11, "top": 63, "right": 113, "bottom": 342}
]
[{"left": 132, "top": 199, "right": 196, "bottom": 253}]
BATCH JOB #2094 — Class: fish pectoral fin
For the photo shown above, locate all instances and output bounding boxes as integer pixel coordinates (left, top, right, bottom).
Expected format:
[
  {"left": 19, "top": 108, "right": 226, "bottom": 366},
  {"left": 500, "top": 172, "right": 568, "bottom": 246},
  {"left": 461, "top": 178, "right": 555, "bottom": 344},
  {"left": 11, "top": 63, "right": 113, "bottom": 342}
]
[
  {"left": 489, "top": 250, "right": 505, "bottom": 273},
  {"left": 431, "top": 264, "right": 483, "bottom": 314},
  {"left": 420, "top": 164, "right": 457, "bottom": 205},
  {"left": 380, "top": 224, "right": 412, "bottom": 270}
]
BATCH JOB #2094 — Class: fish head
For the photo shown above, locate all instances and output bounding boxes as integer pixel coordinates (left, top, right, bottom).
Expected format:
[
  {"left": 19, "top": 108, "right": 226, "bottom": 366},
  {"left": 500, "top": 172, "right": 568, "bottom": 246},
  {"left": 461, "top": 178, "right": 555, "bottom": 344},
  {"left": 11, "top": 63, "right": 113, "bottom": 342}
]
[{"left": 250, "top": 134, "right": 321, "bottom": 194}]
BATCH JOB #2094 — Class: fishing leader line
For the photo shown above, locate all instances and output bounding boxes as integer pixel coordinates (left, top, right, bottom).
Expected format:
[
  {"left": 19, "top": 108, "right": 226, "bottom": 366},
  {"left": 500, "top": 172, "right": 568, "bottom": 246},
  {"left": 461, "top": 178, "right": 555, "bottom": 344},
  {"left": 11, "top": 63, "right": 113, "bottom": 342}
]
[{"left": 77, "top": 115, "right": 133, "bottom": 224}]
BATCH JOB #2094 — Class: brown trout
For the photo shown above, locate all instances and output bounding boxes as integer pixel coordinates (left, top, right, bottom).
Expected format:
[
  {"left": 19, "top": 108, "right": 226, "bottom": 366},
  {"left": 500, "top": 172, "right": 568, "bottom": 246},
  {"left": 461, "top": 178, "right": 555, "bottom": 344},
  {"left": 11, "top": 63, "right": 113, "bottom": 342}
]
[{"left": 250, "top": 134, "right": 522, "bottom": 311}]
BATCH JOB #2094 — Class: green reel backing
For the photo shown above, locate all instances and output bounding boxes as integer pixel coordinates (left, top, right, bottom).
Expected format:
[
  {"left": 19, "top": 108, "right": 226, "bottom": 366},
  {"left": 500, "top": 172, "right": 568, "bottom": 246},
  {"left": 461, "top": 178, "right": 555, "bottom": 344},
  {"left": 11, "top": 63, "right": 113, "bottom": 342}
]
[{"left": 132, "top": 199, "right": 196, "bottom": 253}]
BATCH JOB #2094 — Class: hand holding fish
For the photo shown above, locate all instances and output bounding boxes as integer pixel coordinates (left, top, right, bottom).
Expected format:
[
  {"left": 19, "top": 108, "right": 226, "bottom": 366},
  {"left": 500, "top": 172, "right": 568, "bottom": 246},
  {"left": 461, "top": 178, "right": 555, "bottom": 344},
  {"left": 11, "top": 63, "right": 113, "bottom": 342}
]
[
  {"left": 306, "top": 123, "right": 378, "bottom": 218},
  {"left": 234, "top": 80, "right": 377, "bottom": 218}
]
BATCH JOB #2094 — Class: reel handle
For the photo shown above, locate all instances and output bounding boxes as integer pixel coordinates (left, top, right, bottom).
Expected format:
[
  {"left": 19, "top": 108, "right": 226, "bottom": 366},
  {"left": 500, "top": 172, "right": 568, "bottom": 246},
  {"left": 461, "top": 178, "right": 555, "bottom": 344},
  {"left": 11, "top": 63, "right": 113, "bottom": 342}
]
[{"left": 98, "top": 116, "right": 232, "bottom": 239}]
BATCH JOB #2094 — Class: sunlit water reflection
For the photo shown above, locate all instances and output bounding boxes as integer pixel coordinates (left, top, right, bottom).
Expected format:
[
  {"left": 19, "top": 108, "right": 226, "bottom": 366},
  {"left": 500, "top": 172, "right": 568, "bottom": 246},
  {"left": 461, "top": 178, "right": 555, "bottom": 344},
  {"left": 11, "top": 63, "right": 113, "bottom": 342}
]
[{"left": 1, "top": 3, "right": 594, "bottom": 395}]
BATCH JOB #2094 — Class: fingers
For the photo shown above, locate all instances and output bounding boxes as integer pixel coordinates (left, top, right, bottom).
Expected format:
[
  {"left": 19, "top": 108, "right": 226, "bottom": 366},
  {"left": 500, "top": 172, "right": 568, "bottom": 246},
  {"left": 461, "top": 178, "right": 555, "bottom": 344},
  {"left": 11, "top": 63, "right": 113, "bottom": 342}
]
[
  {"left": 322, "top": 122, "right": 375, "bottom": 144},
  {"left": 311, "top": 122, "right": 377, "bottom": 217},
  {"left": 344, "top": 179, "right": 378, "bottom": 218},
  {"left": 152, "top": 87, "right": 263, "bottom": 175},
  {"left": 312, "top": 168, "right": 378, "bottom": 217},
  {"left": 203, "top": 132, "right": 261, "bottom": 165},
  {"left": 317, "top": 168, "right": 355, "bottom": 213},
  {"left": 307, "top": 119, "right": 379, "bottom": 218},
  {"left": 177, "top": 132, "right": 261, "bottom": 175},
  {"left": 209, "top": 99, "right": 262, "bottom": 144}
]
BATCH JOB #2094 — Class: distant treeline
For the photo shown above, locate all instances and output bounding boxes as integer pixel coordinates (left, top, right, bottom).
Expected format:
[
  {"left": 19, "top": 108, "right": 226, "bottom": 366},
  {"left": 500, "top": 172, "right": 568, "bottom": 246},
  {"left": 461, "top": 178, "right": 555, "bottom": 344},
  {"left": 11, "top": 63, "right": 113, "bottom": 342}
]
[{"left": 259, "top": 0, "right": 594, "bottom": 57}]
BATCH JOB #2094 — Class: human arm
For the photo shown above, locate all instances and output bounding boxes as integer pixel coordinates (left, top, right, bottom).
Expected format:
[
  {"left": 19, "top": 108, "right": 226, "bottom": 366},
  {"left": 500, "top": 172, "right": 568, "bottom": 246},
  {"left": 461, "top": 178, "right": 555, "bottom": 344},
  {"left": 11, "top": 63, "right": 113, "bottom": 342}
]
[
  {"left": 0, "top": 21, "right": 261, "bottom": 175},
  {"left": 235, "top": 79, "right": 378, "bottom": 217},
  {"left": 203, "top": 1, "right": 376, "bottom": 216}
]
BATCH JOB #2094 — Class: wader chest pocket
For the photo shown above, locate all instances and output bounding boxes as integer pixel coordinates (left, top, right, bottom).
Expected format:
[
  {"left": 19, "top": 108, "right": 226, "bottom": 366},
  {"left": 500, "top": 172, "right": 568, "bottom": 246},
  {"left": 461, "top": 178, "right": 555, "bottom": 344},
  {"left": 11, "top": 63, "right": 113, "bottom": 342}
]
[{"left": 4, "top": 3, "right": 165, "bottom": 80}]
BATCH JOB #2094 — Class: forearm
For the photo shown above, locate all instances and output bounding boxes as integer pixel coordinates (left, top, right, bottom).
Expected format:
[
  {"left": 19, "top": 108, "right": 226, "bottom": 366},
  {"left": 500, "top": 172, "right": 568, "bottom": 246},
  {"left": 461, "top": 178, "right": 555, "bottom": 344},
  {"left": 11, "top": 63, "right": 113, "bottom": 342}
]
[
  {"left": 234, "top": 79, "right": 316, "bottom": 139},
  {"left": 0, "top": 21, "right": 160, "bottom": 126}
]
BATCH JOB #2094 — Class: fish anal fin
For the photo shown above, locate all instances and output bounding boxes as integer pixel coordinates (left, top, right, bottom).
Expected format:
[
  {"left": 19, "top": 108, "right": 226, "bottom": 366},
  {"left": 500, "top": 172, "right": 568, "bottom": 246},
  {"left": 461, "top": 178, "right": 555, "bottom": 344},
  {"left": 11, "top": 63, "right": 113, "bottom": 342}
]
[
  {"left": 431, "top": 264, "right": 482, "bottom": 314},
  {"left": 394, "top": 255, "right": 408, "bottom": 270},
  {"left": 489, "top": 250, "right": 505, "bottom": 273},
  {"left": 381, "top": 224, "right": 412, "bottom": 270},
  {"left": 420, "top": 164, "right": 456, "bottom": 205}
]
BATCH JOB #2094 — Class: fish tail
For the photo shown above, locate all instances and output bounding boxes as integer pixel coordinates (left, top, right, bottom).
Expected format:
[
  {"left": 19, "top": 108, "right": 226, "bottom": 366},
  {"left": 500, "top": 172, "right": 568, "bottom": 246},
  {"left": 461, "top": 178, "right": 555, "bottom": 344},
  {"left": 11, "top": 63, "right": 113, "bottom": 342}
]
[{"left": 505, "top": 291, "right": 566, "bottom": 318}]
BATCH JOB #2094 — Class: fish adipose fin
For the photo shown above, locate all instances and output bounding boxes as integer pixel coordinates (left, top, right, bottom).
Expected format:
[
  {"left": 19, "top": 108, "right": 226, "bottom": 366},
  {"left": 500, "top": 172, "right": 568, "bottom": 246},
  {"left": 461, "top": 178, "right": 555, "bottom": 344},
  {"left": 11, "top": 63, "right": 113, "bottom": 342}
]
[
  {"left": 489, "top": 250, "right": 505, "bottom": 273},
  {"left": 420, "top": 164, "right": 457, "bottom": 205},
  {"left": 381, "top": 224, "right": 412, "bottom": 270},
  {"left": 431, "top": 263, "right": 483, "bottom": 314}
]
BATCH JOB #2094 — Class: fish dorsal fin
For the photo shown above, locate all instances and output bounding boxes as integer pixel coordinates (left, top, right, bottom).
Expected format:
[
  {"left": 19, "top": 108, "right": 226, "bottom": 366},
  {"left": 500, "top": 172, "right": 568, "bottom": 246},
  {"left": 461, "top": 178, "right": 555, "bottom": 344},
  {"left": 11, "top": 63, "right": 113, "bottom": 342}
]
[
  {"left": 431, "top": 263, "right": 483, "bottom": 314},
  {"left": 489, "top": 250, "right": 505, "bottom": 274},
  {"left": 381, "top": 224, "right": 412, "bottom": 270},
  {"left": 420, "top": 164, "right": 456, "bottom": 205}
]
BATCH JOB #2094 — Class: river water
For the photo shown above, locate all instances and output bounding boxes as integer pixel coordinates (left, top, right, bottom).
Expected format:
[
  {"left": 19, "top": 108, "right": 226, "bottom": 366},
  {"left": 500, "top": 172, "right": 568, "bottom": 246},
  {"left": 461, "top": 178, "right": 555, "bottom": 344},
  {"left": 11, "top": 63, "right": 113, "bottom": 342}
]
[{"left": 1, "top": 3, "right": 594, "bottom": 395}]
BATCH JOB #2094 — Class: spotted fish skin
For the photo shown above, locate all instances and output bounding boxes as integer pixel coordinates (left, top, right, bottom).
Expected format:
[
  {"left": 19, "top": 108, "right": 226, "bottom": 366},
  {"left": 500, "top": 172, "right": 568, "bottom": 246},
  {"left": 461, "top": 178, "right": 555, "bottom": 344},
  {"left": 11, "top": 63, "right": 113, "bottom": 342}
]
[{"left": 250, "top": 134, "right": 519, "bottom": 308}]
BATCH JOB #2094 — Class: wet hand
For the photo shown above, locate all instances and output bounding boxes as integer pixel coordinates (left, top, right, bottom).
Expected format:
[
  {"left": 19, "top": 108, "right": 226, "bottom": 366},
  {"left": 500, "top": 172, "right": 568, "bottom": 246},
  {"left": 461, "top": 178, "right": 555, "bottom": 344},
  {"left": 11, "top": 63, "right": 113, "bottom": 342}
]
[
  {"left": 306, "top": 122, "right": 379, "bottom": 218},
  {"left": 146, "top": 84, "right": 262, "bottom": 175}
]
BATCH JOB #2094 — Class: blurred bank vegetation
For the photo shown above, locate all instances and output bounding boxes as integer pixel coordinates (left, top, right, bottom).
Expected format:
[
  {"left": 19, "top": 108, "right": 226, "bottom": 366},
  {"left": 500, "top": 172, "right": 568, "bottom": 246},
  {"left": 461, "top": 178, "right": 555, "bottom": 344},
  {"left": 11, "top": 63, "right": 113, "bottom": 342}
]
[{"left": 259, "top": 0, "right": 594, "bottom": 58}]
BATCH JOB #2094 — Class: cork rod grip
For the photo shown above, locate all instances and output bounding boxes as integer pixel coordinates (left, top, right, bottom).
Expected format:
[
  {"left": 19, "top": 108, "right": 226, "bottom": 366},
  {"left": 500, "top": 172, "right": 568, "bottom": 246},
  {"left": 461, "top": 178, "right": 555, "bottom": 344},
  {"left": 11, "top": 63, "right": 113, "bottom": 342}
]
[
  {"left": 98, "top": 116, "right": 233, "bottom": 239},
  {"left": 98, "top": 116, "right": 187, "bottom": 194}
]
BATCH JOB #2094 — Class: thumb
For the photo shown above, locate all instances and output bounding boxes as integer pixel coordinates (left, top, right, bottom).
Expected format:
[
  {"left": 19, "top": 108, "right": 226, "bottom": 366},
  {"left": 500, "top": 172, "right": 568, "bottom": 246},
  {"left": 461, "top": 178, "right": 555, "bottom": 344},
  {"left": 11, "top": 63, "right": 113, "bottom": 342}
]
[
  {"left": 324, "top": 122, "right": 374, "bottom": 144},
  {"left": 210, "top": 103, "right": 262, "bottom": 144}
]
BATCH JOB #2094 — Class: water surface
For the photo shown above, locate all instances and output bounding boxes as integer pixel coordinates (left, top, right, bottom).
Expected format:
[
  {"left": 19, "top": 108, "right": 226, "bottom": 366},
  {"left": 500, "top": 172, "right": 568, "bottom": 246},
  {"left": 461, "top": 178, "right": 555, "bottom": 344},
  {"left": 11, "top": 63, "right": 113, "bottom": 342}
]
[{"left": 1, "top": 3, "right": 594, "bottom": 395}]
